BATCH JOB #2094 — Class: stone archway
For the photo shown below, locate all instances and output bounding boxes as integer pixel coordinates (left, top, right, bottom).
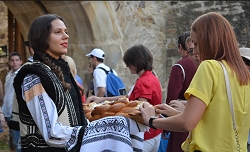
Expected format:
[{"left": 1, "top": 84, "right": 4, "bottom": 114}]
[{"left": 3, "top": 1, "right": 125, "bottom": 88}]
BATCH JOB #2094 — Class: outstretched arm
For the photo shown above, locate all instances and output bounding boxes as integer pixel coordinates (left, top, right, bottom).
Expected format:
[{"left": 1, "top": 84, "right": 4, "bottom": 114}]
[
  {"left": 96, "top": 87, "right": 105, "bottom": 97},
  {"left": 140, "top": 95, "right": 206, "bottom": 132},
  {"left": 155, "top": 103, "right": 182, "bottom": 117}
]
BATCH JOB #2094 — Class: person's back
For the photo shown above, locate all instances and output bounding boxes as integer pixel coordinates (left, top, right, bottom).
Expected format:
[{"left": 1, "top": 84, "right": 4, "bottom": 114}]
[
  {"left": 166, "top": 56, "right": 197, "bottom": 103},
  {"left": 94, "top": 63, "right": 120, "bottom": 96}
]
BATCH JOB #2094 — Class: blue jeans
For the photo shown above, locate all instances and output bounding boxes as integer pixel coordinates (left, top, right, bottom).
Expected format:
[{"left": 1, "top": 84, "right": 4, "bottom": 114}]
[
  {"left": 5, "top": 117, "right": 21, "bottom": 152},
  {"left": 12, "top": 129, "right": 21, "bottom": 152},
  {"left": 5, "top": 117, "right": 14, "bottom": 149}
]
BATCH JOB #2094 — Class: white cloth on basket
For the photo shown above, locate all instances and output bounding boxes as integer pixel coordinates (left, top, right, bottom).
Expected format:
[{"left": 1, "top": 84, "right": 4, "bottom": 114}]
[{"left": 80, "top": 116, "right": 148, "bottom": 152}]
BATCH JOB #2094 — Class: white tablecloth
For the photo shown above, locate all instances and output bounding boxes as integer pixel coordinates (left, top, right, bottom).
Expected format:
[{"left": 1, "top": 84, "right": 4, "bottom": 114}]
[{"left": 80, "top": 116, "right": 148, "bottom": 152}]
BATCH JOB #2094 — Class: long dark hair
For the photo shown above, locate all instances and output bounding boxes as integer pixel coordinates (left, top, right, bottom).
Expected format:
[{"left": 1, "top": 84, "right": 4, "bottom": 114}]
[{"left": 28, "top": 14, "right": 70, "bottom": 90}]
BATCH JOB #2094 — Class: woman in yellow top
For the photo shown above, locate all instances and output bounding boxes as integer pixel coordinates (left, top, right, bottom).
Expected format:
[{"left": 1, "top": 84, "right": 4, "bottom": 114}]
[{"left": 140, "top": 12, "right": 250, "bottom": 152}]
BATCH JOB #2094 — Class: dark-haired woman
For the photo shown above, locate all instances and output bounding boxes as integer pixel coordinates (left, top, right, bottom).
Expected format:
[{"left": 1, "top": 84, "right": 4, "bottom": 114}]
[
  {"left": 13, "top": 14, "right": 145, "bottom": 152},
  {"left": 87, "top": 45, "right": 163, "bottom": 152}
]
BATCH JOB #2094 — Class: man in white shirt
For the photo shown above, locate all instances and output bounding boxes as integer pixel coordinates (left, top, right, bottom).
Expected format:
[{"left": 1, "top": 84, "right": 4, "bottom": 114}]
[
  {"left": 2, "top": 52, "right": 22, "bottom": 151},
  {"left": 86, "top": 48, "right": 117, "bottom": 97}
]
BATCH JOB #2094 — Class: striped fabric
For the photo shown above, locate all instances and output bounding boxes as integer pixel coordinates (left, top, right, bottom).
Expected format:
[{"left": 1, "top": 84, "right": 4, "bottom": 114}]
[{"left": 81, "top": 116, "right": 148, "bottom": 152}]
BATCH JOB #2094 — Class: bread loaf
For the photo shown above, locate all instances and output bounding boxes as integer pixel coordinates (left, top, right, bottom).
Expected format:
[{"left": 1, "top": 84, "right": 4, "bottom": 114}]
[{"left": 83, "top": 99, "right": 145, "bottom": 124}]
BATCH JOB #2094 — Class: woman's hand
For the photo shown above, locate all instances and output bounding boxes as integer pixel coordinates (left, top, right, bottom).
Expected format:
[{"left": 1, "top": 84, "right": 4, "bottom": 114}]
[
  {"left": 85, "top": 96, "right": 104, "bottom": 104},
  {"left": 154, "top": 103, "right": 182, "bottom": 117},
  {"left": 169, "top": 100, "right": 186, "bottom": 112},
  {"left": 139, "top": 102, "right": 156, "bottom": 126}
]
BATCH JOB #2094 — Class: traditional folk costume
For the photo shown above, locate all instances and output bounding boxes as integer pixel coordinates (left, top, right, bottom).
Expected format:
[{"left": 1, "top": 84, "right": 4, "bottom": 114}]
[{"left": 14, "top": 53, "right": 147, "bottom": 152}]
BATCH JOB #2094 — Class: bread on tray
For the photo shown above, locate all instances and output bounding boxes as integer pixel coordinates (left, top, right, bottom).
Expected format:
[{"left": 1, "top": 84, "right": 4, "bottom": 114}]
[{"left": 83, "top": 99, "right": 145, "bottom": 124}]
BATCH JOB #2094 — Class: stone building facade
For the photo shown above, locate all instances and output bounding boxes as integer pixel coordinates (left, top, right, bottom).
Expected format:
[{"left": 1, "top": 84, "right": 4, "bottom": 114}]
[
  {"left": 0, "top": 1, "right": 8, "bottom": 85},
  {"left": 0, "top": 1, "right": 250, "bottom": 101}
]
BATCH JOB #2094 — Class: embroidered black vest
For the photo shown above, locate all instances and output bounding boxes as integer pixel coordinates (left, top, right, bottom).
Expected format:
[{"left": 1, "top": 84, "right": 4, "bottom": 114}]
[{"left": 13, "top": 54, "right": 87, "bottom": 152}]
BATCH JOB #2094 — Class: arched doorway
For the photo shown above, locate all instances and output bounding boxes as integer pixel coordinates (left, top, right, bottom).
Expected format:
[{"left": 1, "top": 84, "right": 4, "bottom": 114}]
[{"left": 3, "top": 1, "right": 125, "bottom": 88}]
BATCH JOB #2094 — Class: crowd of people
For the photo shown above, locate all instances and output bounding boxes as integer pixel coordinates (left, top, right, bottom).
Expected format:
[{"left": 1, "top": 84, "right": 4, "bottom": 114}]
[{"left": 0, "top": 11, "right": 249, "bottom": 152}]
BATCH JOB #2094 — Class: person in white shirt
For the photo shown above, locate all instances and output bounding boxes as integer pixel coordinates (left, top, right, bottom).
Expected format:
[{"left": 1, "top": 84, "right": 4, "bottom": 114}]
[
  {"left": 86, "top": 48, "right": 118, "bottom": 97},
  {"left": 2, "top": 52, "right": 22, "bottom": 151}
]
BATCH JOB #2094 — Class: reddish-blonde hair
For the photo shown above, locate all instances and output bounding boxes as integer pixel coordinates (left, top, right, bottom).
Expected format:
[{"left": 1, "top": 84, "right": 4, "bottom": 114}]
[{"left": 191, "top": 12, "right": 250, "bottom": 85}]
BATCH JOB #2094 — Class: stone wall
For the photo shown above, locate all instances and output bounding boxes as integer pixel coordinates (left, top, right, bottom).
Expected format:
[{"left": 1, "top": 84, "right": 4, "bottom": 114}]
[
  {"left": 1, "top": 1, "right": 250, "bottom": 101},
  {"left": 0, "top": 1, "right": 8, "bottom": 84},
  {"left": 109, "top": 1, "right": 250, "bottom": 101},
  {"left": 110, "top": 1, "right": 169, "bottom": 94}
]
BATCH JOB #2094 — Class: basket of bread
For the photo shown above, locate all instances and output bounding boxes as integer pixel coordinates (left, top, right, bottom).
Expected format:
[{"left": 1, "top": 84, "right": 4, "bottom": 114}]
[{"left": 83, "top": 98, "right": 145, "bottom": 124}]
